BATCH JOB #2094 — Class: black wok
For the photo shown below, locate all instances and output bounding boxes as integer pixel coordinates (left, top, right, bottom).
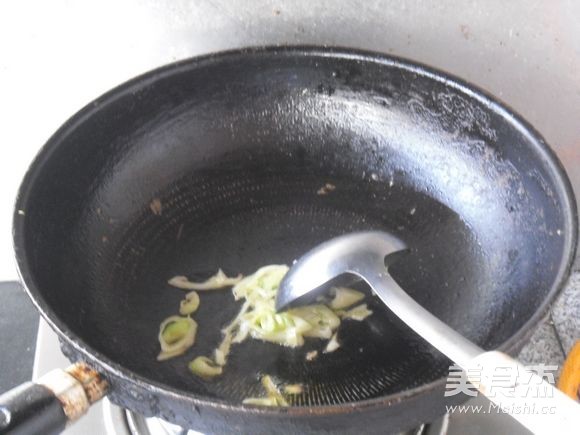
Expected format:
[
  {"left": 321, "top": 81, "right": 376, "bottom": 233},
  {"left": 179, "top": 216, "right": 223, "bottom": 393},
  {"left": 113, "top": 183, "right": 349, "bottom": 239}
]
[{"left": 1, "top": 46, "right": 577, "bottom": 434}]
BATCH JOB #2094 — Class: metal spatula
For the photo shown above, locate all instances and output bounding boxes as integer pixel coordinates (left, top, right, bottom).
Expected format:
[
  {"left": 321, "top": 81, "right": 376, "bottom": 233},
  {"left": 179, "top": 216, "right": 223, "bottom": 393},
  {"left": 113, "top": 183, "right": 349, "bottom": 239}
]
[{"left": 275, "top": 231, "right": 579, "bottom": 435}]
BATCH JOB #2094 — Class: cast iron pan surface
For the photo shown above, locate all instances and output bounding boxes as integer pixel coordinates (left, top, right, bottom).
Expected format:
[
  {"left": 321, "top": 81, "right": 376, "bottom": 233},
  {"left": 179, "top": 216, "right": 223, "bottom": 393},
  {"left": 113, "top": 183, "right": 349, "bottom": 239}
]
[{"left": 13, "top": 47, "right": 577, "bottom": 434}]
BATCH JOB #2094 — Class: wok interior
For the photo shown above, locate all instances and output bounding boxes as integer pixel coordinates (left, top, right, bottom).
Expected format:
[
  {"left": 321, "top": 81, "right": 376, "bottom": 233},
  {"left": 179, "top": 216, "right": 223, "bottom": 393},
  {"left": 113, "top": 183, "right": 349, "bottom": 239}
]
[{"left": 21, "top": 52, "right": 568, "bottom": 405}]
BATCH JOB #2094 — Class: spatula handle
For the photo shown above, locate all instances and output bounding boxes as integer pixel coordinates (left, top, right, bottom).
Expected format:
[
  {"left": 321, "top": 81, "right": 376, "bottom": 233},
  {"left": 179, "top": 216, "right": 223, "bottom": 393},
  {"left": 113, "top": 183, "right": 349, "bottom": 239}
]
[
  {"left": 369, "top": 273, "right": 580, "bottom": 434},
  {"left": 369, "top": 273, "right": 483, "bottom": 367},
  {"left": 467, "top": 351, "right": 579, "bottom": 435}
]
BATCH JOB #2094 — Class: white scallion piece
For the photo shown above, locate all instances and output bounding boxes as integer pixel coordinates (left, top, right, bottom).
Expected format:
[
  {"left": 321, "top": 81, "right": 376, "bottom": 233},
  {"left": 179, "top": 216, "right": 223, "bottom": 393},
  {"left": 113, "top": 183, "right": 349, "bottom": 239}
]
[
  {"left": 168, "top": 269, "right": 242, "bottom": 290},
  {"left": 341, "top": 303, "right": 373, "bottom": 321},
  {"left": 324, "top": 332, "right": 340, "bottom": 353},
  {"left": 179, "top": 291, "right": 200, "bottom": 315},
  {"left": 157, "top": 316, "right": 197, "bottom": 361},
  {"left": 329, "top": 287, "right": 365, "bottom": 310}
]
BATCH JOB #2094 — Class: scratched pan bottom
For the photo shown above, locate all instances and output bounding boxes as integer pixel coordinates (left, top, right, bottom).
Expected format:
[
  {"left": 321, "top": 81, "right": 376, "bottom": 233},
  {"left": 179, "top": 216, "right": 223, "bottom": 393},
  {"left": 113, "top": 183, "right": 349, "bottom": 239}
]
[{"left": 71, "top": 171, "right": 481, "bottom": 405}]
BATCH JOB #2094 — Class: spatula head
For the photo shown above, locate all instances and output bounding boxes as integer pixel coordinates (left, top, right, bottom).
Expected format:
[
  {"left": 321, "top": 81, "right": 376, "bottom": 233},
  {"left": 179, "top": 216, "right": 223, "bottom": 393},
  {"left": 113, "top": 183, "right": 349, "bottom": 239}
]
[{"left": 275, "top": 231, "right": 407, "bottom": 311}]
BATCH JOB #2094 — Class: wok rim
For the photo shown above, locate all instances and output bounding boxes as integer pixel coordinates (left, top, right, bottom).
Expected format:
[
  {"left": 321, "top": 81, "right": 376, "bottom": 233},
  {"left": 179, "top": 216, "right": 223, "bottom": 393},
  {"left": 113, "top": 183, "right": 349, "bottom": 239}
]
[{"left": 12, "top": 45, "right": 578, "bottom": 418}]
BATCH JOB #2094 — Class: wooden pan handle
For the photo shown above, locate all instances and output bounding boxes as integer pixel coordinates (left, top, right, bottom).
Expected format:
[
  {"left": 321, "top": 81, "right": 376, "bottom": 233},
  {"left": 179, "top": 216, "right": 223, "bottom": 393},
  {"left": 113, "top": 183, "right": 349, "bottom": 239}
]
[{"left": 558, "top": 341, "right": 580, "bottom": 401}]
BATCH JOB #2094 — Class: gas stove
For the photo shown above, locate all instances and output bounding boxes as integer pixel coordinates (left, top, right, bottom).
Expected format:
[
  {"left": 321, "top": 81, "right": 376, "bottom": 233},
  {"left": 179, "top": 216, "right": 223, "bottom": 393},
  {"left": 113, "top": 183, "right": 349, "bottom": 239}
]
[{"left": 34, "top": 320, "right": 530, "bottom": 435}]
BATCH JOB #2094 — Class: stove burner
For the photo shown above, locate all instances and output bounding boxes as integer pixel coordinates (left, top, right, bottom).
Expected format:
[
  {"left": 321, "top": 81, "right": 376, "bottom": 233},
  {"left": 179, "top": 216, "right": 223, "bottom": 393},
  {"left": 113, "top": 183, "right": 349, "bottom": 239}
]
[
  {"left": 122, "top": 407, "right": 447, "bottom": 435},
  {"left": 124, "top": 409, "right": 204, "bottom": 435}
]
